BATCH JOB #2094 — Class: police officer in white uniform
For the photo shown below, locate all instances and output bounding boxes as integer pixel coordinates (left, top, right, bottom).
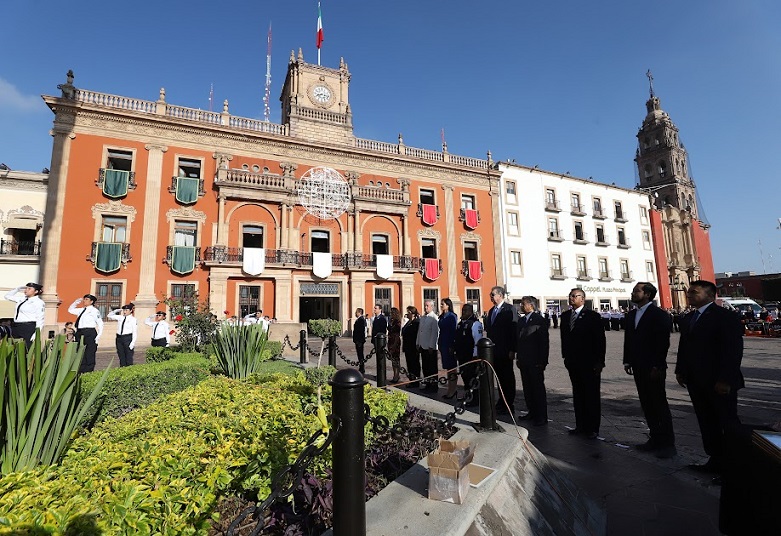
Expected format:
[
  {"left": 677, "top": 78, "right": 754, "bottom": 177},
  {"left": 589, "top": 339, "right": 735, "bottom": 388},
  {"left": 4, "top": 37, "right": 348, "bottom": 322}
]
[
  {"left": 4, "top": 282, "right": 45, "bottom": 348},
  {"left": 68, "top": 294, "right": 104, "bottom": 373},
  {"left": 145, "top": 311, "right": 171, "bottom": 347},
  {"left": 108, "top": 303, "right": 138, "bottom": 366}
]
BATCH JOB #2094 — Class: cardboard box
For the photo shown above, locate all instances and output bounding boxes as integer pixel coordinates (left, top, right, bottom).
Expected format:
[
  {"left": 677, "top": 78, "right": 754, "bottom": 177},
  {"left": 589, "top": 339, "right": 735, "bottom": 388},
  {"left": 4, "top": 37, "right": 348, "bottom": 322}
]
[{"left": 427, "top": 439, "right": 475, "bottom": 504}]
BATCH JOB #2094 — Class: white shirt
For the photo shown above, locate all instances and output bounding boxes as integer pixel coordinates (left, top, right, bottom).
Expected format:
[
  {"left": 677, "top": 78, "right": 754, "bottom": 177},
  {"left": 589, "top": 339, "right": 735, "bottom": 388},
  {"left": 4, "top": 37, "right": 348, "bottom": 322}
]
[
  {"left": 243, "top": 314, "right": 259, "bottom": 325},
  {"left": 145, "top": 316, "right": 171, "bottom": 345},
  {"left": 4, "top": 287, "right": 45, "bottom": 329},
  {"left": 634, "top": 302, "right": 653, "bottom": 328},
  {"left": 108, "top": 310, "right": 138, "bottom": 349},
  {"left": 68, "top": 300, "right": 104, "bottom": 340}
]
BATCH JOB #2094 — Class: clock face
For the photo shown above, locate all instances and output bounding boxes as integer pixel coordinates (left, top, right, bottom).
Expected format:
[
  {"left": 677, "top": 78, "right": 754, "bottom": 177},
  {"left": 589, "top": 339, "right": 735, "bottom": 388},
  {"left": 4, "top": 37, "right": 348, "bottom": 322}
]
[{"left": 312, "top": 85, "right": 332, "bottom": 104}]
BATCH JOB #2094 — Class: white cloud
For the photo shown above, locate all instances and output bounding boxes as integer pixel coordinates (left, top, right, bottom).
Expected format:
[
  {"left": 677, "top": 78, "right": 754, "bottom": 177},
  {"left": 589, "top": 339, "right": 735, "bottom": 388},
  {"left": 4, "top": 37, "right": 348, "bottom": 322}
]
[{"left": 0, "top": 78, "right": 44, "bottom": 112}]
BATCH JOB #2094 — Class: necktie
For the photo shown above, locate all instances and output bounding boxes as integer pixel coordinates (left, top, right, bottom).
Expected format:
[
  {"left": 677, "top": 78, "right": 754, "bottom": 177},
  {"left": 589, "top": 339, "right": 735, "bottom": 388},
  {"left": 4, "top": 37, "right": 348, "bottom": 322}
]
[
  {"left": 75, "top": 309, "right": 86, "bottom": 329},
  {"left": 491, "top": 307, "right": 499, "bottom": 324},
  {"left": 570, "top": 310, "right": 578, "bottom": 330},
  {"left": 121, "top": 317, "right": 126, "bottom": 335},
  {"left": 153, "top": 323, "right": 158, "bottom": 338},
  {"left": 690, "top": 310, "right": 701, "bottom": 326},
  {"left": 15, "top": 298, "right": 28, "bottom": 320}
]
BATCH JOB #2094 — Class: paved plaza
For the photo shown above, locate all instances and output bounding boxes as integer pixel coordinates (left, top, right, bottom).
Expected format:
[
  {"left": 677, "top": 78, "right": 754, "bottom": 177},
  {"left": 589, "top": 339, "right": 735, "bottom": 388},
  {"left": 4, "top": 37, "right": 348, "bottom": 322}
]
[{"left": 94, "top": 330, "right": 780, "bottom": 535}]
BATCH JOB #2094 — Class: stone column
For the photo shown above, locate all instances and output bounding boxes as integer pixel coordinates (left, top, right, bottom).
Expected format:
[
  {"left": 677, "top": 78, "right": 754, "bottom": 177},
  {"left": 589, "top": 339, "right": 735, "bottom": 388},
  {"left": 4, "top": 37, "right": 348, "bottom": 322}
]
[
  {"left": 280, "top": 202, "right": 288, "bottom": 250},
  {"left": 216, "top": 194, "right": 226, "bottom": 245},
  {"left": 209, "top": 269, "right": 229, "bottom": 315},
  {"left": 442, "top": 185, "right": 461, "bottom": 304},
  {"left": 275, "top": 275, "right": 293, "bottom": 321},
  {"left": 401, "top": 214, "right": 410, "bottom": 255},
  {"left": 490, "top": 186, "right": 505, "bottom": 286},
  {"left": 354, "top": 209, "right": 362, "bottom": 252},
  {"left": 40, "top": 126, "right": 76, "bottom": 329},
  {"left": 134, "top": 143, "right": 168, "bottom": 320}
]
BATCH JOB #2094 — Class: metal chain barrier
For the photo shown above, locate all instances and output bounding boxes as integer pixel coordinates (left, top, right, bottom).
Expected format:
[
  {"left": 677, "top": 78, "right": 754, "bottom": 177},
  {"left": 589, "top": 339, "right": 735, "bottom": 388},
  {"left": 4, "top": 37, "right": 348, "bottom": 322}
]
[
  {"left": 306, "top": 340, "right": 327, "bottom": 359},
  {"left": 334, "top": 343, "right": 375, "bottom": 367},
  {"left": 226, "top": 415, "right": 341, "bottom": 536},
  {"left": 282, "top": 333, "right": 300, "bottom": 351},
  {"left": 363, "top": 403, "right": 439, "bottom": 443}
]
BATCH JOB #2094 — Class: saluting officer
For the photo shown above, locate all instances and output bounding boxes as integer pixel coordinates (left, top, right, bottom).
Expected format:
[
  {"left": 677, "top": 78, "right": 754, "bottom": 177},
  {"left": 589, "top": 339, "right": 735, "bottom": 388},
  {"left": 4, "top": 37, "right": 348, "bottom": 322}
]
[
  {"left": 108, "top": 303, "right": 137, "bottom": 366},
  {"left": 4, "top": 282, "right": 45, "bottom": 348},
  {"left": 68, "top": 294, "right": 104, "bottom": 373},
  {"left": 145, "top": 311, "right": 171, "bottom": 347}
]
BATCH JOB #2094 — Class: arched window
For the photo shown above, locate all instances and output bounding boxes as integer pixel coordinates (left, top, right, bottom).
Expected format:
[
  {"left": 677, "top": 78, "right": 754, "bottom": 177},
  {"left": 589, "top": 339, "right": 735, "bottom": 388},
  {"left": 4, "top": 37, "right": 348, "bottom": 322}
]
[
  {"left": 658, "top": 161, "right": 667, "bottom": 177},
  {"left": 644, "top": 164, "right": 652, "bottom": 178}
]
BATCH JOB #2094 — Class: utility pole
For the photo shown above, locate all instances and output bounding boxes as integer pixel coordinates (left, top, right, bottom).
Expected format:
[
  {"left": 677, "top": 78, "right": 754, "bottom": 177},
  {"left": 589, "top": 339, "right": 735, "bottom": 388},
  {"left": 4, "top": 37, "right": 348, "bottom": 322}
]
[{"left": 263, "top": 22, "right": 272, "bottom": 122}]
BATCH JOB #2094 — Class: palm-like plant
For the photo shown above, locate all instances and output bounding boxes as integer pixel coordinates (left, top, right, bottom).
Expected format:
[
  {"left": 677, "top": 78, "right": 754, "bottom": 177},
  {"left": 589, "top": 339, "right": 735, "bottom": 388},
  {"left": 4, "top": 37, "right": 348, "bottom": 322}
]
[
  {"left": 0, "top": 333, "right": 111, "bottom": 474},
  {"left": 213, "top": 323, "right": 270, "bottom": 379}
]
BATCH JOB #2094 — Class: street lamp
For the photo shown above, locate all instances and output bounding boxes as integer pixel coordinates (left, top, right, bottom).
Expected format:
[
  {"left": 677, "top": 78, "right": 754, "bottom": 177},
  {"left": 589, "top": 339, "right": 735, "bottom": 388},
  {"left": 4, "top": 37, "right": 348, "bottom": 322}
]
[{"left": 672, "top": 275, "right": 687, "bottom": 309}]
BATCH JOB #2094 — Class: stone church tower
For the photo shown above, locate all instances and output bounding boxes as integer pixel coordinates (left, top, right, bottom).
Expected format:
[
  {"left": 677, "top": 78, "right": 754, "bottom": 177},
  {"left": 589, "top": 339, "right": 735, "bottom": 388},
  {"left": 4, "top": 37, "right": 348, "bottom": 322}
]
[{"left": 635, "top": 72, "right": 714, "bottom": 307}]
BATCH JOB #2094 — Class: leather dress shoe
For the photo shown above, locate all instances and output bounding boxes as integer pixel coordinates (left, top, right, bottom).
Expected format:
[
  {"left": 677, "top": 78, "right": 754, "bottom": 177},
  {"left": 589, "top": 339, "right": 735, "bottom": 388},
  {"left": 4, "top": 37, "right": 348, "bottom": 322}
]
[
  {"left": 517, "top": 413, "right": 535, "bottom": 421},
  {"left": 585, "top": 432, "right": 599, "bottom": 440}
]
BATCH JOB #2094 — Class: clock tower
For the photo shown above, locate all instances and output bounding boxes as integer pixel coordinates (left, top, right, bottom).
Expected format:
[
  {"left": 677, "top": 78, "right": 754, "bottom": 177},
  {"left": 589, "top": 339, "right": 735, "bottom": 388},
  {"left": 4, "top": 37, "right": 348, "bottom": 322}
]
[{"left": 280, "top": 49, "right": 353, "bottom": 145}]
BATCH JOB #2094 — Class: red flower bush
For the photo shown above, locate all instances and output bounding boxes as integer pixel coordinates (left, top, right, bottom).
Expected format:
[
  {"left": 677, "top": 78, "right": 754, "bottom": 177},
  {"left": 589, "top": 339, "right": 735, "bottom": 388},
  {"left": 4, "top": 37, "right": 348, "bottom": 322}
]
[
  {"left": 169, "top": 330, "right": 175, "bottom": 335},
  {"left": 175, "top": 314, "right": 183, "bottom": 321},
  {"left": 224, "top": 310, "right": 230, "bottom": 315}
]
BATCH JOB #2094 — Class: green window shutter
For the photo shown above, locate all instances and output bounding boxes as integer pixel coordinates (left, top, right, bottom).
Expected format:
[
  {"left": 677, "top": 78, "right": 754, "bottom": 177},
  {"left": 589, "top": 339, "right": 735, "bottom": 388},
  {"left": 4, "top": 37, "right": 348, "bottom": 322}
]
[
  {"left": 103, "top": 170, "right": 129, "bottom": 198},
  {"left": 171, "top": 246, "right": 196, "bottom": 274},
  {"left": 175, "top": 177, "right": 200, "bottom": 204},
  {"left": 95, "top": 242, "right": 122, "bottom": 273}
]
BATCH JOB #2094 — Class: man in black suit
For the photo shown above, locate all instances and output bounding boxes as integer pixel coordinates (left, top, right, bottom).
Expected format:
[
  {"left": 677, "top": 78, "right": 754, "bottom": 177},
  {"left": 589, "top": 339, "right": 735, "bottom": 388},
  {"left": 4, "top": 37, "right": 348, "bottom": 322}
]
[
  {"left": 624, "top": 283, "right": 676, "bottom": 458},
  {"left": 560, "top": 288, "right": 606, "bottom": 439},
  {"left": 675, "top": 280, "right": 744, "bottom": 475},
  {"left": 371, "top": 304, "right": 388, "bottom": 350},
  {"left": 353, "top": 308, "right": 367, "bottom": 374},
  {"left": 516, "top": 296, "right": 549, "bottom": 426},
  {"left": 484, "top": 286, "right": 518, "bottom": 415}
]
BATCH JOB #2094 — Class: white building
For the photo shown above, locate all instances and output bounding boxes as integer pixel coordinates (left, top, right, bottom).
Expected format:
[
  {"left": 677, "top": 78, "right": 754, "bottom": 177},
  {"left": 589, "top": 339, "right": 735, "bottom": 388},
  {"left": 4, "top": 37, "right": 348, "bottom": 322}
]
[
  {"left": 0, "top": 169, "right": 48, "bottom": 318},
  {"left": 498, "top": 163, "right": 658, "bottom": 312}
]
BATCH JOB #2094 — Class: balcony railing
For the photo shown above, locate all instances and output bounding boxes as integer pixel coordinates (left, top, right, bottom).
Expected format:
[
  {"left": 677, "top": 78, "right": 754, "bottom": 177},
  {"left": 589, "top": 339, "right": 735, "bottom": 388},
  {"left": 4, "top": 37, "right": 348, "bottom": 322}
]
[
  {"left": 570, "top": 204, "right": 586, "bottom": 216},
  {"left": 576, "top": 269, "right": 592, "bottom": 281},
  {"left": 202, "top": 247, "right": 422, "bottom": 272},
  {"left": 168, "top": 176, "right": 206, "bottom": 201},
  {"left": 573, "top": 231, "right": 588, "bottom": 244},
  {"left": 420, "top": 258, "right": 443, "bottom": 278},
  {"left": 164, "top": 246, "right": 202, "bottom": 264},
  {"left": 614, "top": 211, "right": 628, "bottom": 223},
  {"left": 595, "top": 235, "right": 609, "bottom": 246},
  {"left": 96, "top": 168, "right": 136, "bottom": 195},
  {"left": 0, "top": 239, "right": 41, "bottom": 256},
  {"left": 550, "top": 267, "right": 567, "bottom": 280},
  {"left": 458, "top": 208, "right": 481, "bottom": 224},
  {"left": 617, "top": 238, "right": 631, "bottom": 249},
  {"left": 461, "top": 260, "right": 484, "bottom": 279},
  {"left": 593, "top": 208, "right": 606, "bottom": 219},
  {"left": 598, "top": 271, "right": 612, "bottom": 281},
  {"left": 416, "top": 203, "right": 440, "bottom": 218},
  {"left": 548, "top": 230, "right": 564, "bottom": 242},
  {"left": 87, "top": 241, "right": 131, "bottom": 271},
  {"left": 545, "top": 200, "right": 561, "bottom": 212},
  {"left": 620, "top": 271, "right": 633, "bottom": 282}
]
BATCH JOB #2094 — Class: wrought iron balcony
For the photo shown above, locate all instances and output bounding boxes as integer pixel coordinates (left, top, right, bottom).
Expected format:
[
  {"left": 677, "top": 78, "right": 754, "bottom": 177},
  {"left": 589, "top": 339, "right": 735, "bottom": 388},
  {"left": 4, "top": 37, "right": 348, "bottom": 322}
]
[
  {"left": 202, "top": 247, "right": 423, "bottom": 272},
  {"left": 87, "top": 241, "right": 131, "bottom": 270},
  {"left": 461, "top": 260, "right": 484, "bottom": 280},
  {"left": 458, "top": 208, "right": 481, "bottom": 224},
  {"left": 416, "top": 203, "right": 440, "bottom": 218},
  {"left": 620, "top": 271, "right": 633, "bottom": 282},
  {"left": 550, "top": 267, "right": 567, "bottom": 280},
  {"left": 96, "top": 168, "right": 136, "bottom": 193},
  {"left": 168, "top": 176, "right": 206, "bottom": 198},
  {"left": 595, "top": 235, "right": 610, "bottom": 246},
  {"left": 598, "top": 271, "right": 613, "bottom": 282},
  {"left": 547, "top": 230, "right": 564, "bottom": 242},
  {"left": 164, "top": 245, "right": 202, "bottom": 264},
  {"left": 570, "top": 204, "right": 586, "bottom": 216},
  {"left": 344, "top": 252, "right": 422, "bottom": 272},
  {"left": 419, "top": 258, "right": 443, "bottom": 277},
  {"left": 617, "top": 238, "right": 631, "bottom": 249},
  {"left": 614, "top": 210, "right": 628, "bottom": 223},
  {"left": 593, "top": 208, "right": 607, "bottom": 219},
  {"left": 573, "top": 231, "right": 588, "bottom": 244},
  {"left": 0, "top": 239, "right": 41, "bottom": 256},
  {"left": 576, "top": 269, "right": 592, "bottom": 281},
  {"left": 544, "top": 200, "right": 561, "bottom": 212}
]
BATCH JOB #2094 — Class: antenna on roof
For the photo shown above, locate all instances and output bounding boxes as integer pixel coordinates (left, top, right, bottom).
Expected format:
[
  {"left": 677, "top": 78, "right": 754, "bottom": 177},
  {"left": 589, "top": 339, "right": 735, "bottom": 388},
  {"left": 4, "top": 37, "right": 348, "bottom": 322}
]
[{"left": 264, "top": 22, "right": 272, "bottom": 122}]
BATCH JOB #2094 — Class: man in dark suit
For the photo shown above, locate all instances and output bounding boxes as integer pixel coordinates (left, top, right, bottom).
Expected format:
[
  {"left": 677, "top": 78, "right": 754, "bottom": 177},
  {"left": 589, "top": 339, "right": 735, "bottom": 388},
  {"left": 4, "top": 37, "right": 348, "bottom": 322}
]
[
  {"left": 676, "top": 280, "right": 744, "bottom": 475},
  {"left": 516, "top": 296, "right": 549, "bottom": 426},
  {"left": 371, "top": 304, "right": 388, "bottom": 349},
  {"left": 560, "top": 288, "right": 606, "bottom": 439},
  {"left": 624, "top": 283, "right": 676, "bottom": 458},
  {"left": 353, "top": 308, "right": 367, "bottom": 374},
  {"left": 484, "top": 286, "right": 518, "bottom": 415}
]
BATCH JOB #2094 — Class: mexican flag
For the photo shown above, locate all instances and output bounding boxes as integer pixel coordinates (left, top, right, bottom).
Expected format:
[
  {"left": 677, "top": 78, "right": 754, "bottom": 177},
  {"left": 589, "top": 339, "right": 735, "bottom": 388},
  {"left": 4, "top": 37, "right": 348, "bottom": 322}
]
[{"left": 316, "top": 2, "right": 324, "bottom": 49}]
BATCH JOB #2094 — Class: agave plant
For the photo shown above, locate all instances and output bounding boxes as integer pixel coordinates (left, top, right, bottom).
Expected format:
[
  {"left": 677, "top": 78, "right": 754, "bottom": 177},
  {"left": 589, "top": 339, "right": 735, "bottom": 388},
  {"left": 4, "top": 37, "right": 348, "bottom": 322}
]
[
  {"left": 0, "top": 333, "right": 111, "bottom": 474},
  {"left": 213, "top": 323, "right": 270, "bottom": 379}
]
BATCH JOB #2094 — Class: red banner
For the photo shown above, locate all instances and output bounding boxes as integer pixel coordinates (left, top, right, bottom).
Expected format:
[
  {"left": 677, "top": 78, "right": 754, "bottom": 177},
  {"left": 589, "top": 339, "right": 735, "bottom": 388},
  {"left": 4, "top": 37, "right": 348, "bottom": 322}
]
[
  {"left": 425, "top": 258, "right": 440, "bottom": 280},
  {"left": 422, "top": 204, "right": 437, "bottom": 226},
  {"left": 468, "top": 260, "right": 482, "bottom": 281},
  {"left": 464, "top": 209, "right": 478, "bottom": 229}
]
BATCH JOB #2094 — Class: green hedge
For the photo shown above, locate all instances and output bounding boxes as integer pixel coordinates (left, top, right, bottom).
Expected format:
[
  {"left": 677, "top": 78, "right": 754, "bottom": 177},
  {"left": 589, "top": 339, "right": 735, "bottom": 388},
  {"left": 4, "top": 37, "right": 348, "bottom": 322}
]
[
  {"left": 0, "top": 373, "right": 407, "bottom": 534},
  {"left": 78, "top": 354, "right": 210, "bottom": 428}
]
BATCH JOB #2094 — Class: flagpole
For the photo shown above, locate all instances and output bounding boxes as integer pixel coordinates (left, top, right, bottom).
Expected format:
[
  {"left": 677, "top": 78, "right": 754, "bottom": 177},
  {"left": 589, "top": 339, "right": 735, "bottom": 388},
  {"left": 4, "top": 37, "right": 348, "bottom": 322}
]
[{"left": 316, "top": 1, "right": 323, "bottom": 66}]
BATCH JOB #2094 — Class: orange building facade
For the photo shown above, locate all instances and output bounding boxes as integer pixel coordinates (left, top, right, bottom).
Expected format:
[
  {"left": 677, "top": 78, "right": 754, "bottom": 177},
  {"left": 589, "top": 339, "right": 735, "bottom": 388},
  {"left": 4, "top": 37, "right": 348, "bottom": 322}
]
[{"left": 39, "top": 59, "right": 502, "bottom": 335}]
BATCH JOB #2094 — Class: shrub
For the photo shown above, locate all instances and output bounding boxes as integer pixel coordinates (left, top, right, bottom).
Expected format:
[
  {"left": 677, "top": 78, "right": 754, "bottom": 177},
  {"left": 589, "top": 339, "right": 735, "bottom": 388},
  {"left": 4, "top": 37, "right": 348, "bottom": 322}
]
[
  {"left": 0, "top": 335, "right": 110, "bottom": 475},
  {"left": 304, "top": 365, "right": 337, "bottom": 389},
  {"left": 162, "top": 291, "right": 219, "bottom": 352},
  {"left": 78, "top": 354, "right": 211, "bottom": 427},
  {"left": 214, "top": 323, "right": 270, "bottom": 379},
  {"left": 308, "top": 319, "right": 342, "bottom": 339},
  {"left": 144, "top": 345, "right": 177, "bottom": 363},
  {"left": 265, "top": 340, "right": 283, "bottom": 359},
  {"left": 0, "top": 375, "right": 407, "bottom": 534}
]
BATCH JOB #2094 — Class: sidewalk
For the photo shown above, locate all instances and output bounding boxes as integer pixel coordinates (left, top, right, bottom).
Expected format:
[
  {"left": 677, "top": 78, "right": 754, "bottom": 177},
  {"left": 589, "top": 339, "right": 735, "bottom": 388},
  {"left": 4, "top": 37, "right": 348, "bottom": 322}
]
[{"left": 94, "top": 332, "right": 780, "bottom": 536}]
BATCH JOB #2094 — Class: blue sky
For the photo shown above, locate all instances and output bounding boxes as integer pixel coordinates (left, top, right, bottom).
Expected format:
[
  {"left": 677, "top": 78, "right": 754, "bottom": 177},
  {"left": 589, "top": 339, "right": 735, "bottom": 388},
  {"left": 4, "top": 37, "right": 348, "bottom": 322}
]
[{"left": 1, "top": 0, "right": 780, "bottom": 274}]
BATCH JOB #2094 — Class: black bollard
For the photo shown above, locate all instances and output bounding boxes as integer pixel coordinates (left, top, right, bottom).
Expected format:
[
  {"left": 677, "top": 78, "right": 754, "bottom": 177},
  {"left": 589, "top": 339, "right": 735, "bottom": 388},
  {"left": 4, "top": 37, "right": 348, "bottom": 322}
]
[
  {"left": 328, "top": 335, "right": 337, "bottom": 367},
  {"left": 330, "top": 368, "right": 367, "bottom": 536},
  {"left": 299, "top": 329, "right": 307, "bottom": 364},
  {"left": 477, "top": 338, "right": 499, "bottom": 431},
  {"left": 374, "top": 333, "right": 387, "bottom": 387}
]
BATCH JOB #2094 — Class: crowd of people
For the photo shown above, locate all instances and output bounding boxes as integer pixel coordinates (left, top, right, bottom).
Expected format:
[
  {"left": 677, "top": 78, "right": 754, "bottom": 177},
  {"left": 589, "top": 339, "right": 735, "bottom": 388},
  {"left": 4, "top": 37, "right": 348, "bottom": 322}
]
[{"left": 354, "top": 280, "right": 745, "bottom": 483}]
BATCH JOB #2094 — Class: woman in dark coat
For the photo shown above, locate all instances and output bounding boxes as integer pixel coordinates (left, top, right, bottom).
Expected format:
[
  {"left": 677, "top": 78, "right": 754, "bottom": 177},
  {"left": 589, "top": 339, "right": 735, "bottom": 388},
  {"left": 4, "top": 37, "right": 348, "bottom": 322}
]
[
  {"left": 402, "top": 306, "right": 421, "bottom": 387},
  {"left": 438, "top": 297, "right": 458, "bottom": 398},
  {"left": 388, "top": 307, "right": 402, "bottom": 383}
]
